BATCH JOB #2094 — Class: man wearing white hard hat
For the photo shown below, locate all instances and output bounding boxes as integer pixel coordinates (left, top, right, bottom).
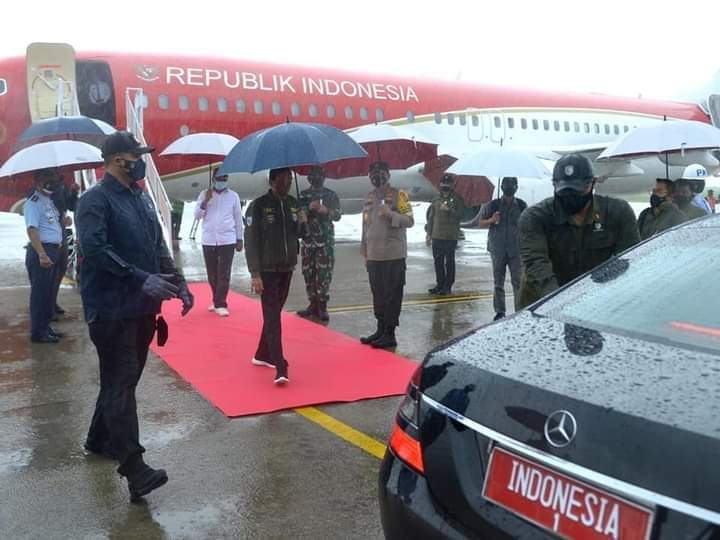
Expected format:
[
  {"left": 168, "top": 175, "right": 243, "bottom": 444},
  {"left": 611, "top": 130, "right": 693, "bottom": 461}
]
[{"left": 679, "top": 164, "right": 712, "bottom": 215}]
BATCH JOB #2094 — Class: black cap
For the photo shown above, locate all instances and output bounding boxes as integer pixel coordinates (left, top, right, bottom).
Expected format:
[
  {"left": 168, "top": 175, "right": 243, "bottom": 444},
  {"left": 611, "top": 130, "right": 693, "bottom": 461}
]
[
  {"left": 552, "top": 154, "right": 594, "bottom": 192},
  {"left": 101, "top": 131, "right": 154, "bottom": 159},
  {"left": 369, "top": 160, "right": 390, "bottom": 173},
  {"left": 440, "top": 173, "right": 454, "bottom": 185}
]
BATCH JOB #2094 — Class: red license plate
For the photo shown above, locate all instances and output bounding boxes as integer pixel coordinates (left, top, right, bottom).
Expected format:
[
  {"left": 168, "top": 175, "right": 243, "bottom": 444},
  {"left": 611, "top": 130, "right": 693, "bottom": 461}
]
[{"left": 483, "top": 447, "right": 654, "bottom": 540}]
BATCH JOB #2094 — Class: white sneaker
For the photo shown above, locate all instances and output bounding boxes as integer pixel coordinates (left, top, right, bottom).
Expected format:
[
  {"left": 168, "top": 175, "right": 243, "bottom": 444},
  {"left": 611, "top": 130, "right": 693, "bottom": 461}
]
[
  {"left": 215, "top": 307, "right": 230, "bottom": 317},
  {"left": 208, "top": 304, "right": 216, "bottom": 312},
  {"left": 252, "top": 358, "right": 274, "bottom": 368}
]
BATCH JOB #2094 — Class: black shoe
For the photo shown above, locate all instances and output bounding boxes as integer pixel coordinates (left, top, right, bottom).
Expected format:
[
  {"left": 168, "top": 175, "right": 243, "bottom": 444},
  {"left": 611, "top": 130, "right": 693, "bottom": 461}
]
[
  {"left": 84, "top": 441, "right": 120, "bottom": 460},
  {"left": 493, "top": 312, "right": 506, "bottom": 321},
  {"left": 360, "top": 323, "right": 384, "bottom": 345},
  {"left": 371, "top": 330, "right": 397, "bottom": 349},
  {"left": 316, "top": 301, "right": 329, "bottom": 321},
  {"left": 274, "top": 365, "right": 290, "bottom": 385},
  {"left": 55, "top": 305, "right": 65, "bottom": 315},
  {"left": 437, "top": 287, "right": 451, "bottom": 296},
  {"left": 296, "top": 303, "right": 315, "bottom": 319},
  {"left": 127, "top": 465, "right": 168, "bottom": 501},
  {"left": 31, "top": 334, "right": 60, "bottom": 344},
  {"left": 48, "top": 327, "right": 65, "bottom": 338},
  {"left": 428, "top": 285, "right": 441, "bottom": 294}
]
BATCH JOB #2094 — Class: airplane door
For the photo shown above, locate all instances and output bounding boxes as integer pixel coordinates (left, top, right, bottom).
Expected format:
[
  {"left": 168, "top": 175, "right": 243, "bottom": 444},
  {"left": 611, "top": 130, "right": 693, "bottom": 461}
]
[
  {"left": 26, "top": 42, "right": 79, "bottom": 121},
  {"left": 76, "top": 60, "right": 116, "bottom": 127},
  {"left": 467, "top": 111, "right": 484, "bottom": 141}
]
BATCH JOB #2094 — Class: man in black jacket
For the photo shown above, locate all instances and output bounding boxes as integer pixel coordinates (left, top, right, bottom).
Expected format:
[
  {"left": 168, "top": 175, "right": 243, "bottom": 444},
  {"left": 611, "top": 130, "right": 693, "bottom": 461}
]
[
  {"left": 76, "top": 131, "right": 194, "bottom": 501},
  {"left": 244, "top": 168, "right": 306, "bottom": 384}
]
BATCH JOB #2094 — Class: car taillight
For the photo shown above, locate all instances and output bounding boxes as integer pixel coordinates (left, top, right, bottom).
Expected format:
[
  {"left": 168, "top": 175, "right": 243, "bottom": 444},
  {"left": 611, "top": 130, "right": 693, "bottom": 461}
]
[{"left": 390, "top": 366, "right": 424, "bottom": 474}]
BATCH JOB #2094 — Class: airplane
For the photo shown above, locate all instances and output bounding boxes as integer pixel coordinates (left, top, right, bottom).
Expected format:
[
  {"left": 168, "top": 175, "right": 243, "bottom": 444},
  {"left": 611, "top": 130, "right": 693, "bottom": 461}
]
[{"left": 0, "top": 42, "right": 719, "bottom": 218}]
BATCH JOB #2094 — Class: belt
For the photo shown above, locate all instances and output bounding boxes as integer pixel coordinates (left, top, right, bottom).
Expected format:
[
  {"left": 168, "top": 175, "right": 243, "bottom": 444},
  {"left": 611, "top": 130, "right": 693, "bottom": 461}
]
[{"left": 41, "top": 242, "right": 62, "bottom": 248}]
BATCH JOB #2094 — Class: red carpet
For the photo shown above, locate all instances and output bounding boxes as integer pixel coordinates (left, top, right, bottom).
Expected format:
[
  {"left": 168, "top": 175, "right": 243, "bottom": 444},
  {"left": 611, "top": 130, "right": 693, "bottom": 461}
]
[{"left": 150, "top": 283, "right": 418, "bottom": 417}]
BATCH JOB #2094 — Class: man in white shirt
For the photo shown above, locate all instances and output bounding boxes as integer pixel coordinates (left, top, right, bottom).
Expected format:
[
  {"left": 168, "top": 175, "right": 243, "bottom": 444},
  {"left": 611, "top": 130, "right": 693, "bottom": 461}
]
[{"left": 194, "top": 173, "right": 244, "bottom": 316}]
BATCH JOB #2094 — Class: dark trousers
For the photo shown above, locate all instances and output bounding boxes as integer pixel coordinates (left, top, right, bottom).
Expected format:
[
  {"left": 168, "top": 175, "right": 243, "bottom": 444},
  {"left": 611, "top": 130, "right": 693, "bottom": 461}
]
[
  {"left": 254, "top": 271, "right": 293, "bottom": 368},
  {"left": 491, "top": 251, "right": 522, "bottom": 315},
  {"left": 86, "top": 315, "right": 156, "bottom": 474},
  {"left": 202, "top": 244, "right": 236, "bottom": 308},
  {"left": 52, "top": 234, "right": 70, "bottom": 310},
  {"left": 26, "top": 244, "right": 59, "bottom": 340},
  {"left": 431, "top": 239, "right": 457, "bottom": 290},
  {"left": 367, "top": 259, "right": 406, "bottom": 328}
]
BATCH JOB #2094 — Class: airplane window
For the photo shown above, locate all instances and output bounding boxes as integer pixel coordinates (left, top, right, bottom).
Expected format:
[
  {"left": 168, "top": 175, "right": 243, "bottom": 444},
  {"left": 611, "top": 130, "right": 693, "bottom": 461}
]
[
  {"left": 158, "top": 94, "right": 169, "bottom": 110},
  {"left": 624, "top": 125, "right": 630, "bottom": 133},
  {"left": 217, "top": 97, "right": 228, "bottom": 113},
  {"left": 594, "top": 123, "right": 600, "bottom": 134},
  {"left": 199, "top": 97, "right": 209, "bottom": 112},
  {"left": 434, "top": 112, "right": 441, "bottom": 125},
  {"left": 375, "top": 108, "right": 384, "bottom": 122},
  {"left": 459, "top": 113, "right": 466, "bottom": 126},
  {"left": 0, "top": 78, "right": 6, "bottom": 96},
  {"left": 272, "top": 101, "right": 282, "bottom": 116},
  {"left": 406, "top": 111, "right": 415, "bottom": 123},
  {"left": 471, "top": 115, "right": 479, "bottom": 127},
  {"left": 543, "top": 120, "right": 550, "bottom": 130},
  {"left": 564, "top": 121, "right": 570, "bottom": 132},
  {"left": 345, "top": 106, "right": 353, "bottom": 119},
  {"left": 254, "top": 100, "right": 264, "bottom": 114},
  {"left": 604, "top": 124, "right": 610, "bottom": 135},
  {"left": 360, "top": 106, "right": 369, "bottom": 120},
  {"left": 327, "top": 105, "right": 336, "bottom": 119},
  {"left": 584, "top": 122, "right": 590, "bottom": 133},
  {"left": 309, "top": 104, "right": 319, "bottom": 117},
  {"left": 553, "top": 120, "right": 560, "bottom": 131},
  {"left": 494, "top": 116, "right": 501, "bottom": 128},
  {"left": 521, "top": 118, "right": 528, "bottom": 129},
  {"left": 236, "top": 99, "right": 246, "bottom": 113},
  {"left": 574, "top": 122, "right": 580, "bottom": 132},
  {"left": 179, "top": 95, "right": 189, "bottom": 111},
  {"left": 448, "top": 113, "right": 455, "bottom": 125},
  {"left": 291, "top": 103, "right": 301, "bottom": 116},
  {"left": 613, "top": 125, "right": 619, "bottom": 135},
  {"left": 507, "top": 118, "right": 515, "bottom": 129},
  {"left": 532, "top": 119, "right": 539, "bottom": 130}
]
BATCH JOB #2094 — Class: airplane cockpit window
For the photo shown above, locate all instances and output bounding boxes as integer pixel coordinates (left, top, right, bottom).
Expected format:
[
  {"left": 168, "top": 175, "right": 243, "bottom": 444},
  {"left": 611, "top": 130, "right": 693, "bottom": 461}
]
[
  {"left": 199, "top": 97, "right": 209, "bottom": 112},
  {"left": 217, "top": 98, "right": 228, "bottom": 113},
  {"left": 158, "top": 95, "right": 169, "bottom": 110},
  {"left": 236, "top": 99, "right": 246, "bottom": 113},
  {"left": 471, "top": 115, "right": 479, "bottom": 127},
  {"left": 359, "top": 107, "right": 369, "bottom": 121},
  {"left": 447, "top": 113, "right": 455, "bottom": 125},
  {"left": 375, "top": 108, "right": 384, "bottom": 122},
  {"left": 327, "top": 105, "right": 336, "bottom": 119},
  {"left": 494, "top": 116, "right": 501, "bottom": 128},
  {"left": 345, "top": 106, "right": 353, "bottom": 119},
  {"left": 459, "top": 114, "right": 466, "bottom": 126},
  {"left": 291, "top": 103, "right": 300, "bottom": 117},
  {"left": 272, "top": 101, "right": 282, "bottom": 115},
  {"left": 406, "top": 111, "right": 415, "bottom": 123},
  {"left": 507, "top": 118, "right": 514, "bottom": 129},
  {"left": 179, "top": 96, "right": 189, "bottom": 111},
  {"left": 254, "top": 100, "right": 264, "bottom": 114},
  {"left": 0, "top": 78, "right": 6, "bottom": 96},
  {"left": 521, "top": 118, "right": 528, "bottom": 129},
  {"left": 309, "top": 104, "right": 318, "bottom": 117}
]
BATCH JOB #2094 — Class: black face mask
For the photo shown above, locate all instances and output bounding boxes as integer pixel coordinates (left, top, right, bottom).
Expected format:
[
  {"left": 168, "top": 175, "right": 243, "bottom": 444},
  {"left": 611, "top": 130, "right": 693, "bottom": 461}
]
[
  {"left": 556, "top": 190, "right": 593, "bottom": 215},
  {"left": 41, "top": 180, "right": 60, "bottom": 194},
  {"left": 309, "top": 177, "right": 325, "bottom": 189},
  {"left": 674, "top": 194, "right": 692, "bottom": 207},
  {"left": 370, "top": 173, "right": 387, "bottom": 188},
  {"left": 502, "top": 186, "right": 517, "bottom": 197},
  {"left": 440, "top": 185, "right": 452, "bottom": 192},
  {"left": 122, "top": 158, "right": 147, "bottom": 182},
  {"left": 650, "top": 194, "right": 666, "bottom": 208}
]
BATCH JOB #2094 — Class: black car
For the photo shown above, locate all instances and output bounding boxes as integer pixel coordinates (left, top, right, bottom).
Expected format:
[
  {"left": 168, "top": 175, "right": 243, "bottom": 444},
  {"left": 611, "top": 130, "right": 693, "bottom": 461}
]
[{"left": 380, "top": 215, "right": 720, "bottom": 539}]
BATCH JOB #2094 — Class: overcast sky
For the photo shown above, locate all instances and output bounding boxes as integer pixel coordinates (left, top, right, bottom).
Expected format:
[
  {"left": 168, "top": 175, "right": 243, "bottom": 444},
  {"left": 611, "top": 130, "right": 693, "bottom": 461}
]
[{"left": 2, "top": 0, "right": 719, "bottom": 101}]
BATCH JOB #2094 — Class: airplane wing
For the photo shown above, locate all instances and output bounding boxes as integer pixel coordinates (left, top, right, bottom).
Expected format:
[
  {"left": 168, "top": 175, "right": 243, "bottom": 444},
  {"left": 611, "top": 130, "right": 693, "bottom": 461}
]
[{"left": 549, "top": 142, "right": 644, "bottom": 179}]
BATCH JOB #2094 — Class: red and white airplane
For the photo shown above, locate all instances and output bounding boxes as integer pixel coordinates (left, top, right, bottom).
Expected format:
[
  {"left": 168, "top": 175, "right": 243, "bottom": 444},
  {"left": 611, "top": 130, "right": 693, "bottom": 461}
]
[{"left": 0, "top": 42, "right": 718, "bottom": 214}]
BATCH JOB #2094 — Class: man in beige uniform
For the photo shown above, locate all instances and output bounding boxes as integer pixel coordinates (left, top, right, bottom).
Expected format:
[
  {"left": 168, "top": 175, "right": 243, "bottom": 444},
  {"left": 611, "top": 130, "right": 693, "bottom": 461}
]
[{"left": 360, "top": 161, "right": 414, "bottom": 349}]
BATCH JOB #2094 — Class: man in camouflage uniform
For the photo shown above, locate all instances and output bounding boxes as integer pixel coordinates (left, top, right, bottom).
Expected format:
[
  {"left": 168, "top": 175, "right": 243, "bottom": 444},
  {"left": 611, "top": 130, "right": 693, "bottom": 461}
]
[
  {"left": 519, "top": 154, "right": 639, "bottom": 308},
  {"left": 360, "top": 161, "right": 414, "bottom": 349},
  {"left": 296, "top": 165, "right": 342, "bottom": 321}
]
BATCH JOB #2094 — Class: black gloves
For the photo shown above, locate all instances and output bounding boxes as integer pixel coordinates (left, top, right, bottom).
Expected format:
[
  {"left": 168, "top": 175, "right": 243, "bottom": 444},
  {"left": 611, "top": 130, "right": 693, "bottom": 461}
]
[
  {"left": 141, "top": 273, "right": 179, "bottom": 301},
  {"left": 177, "top": 282, "right": 194, "bottom": 316}
]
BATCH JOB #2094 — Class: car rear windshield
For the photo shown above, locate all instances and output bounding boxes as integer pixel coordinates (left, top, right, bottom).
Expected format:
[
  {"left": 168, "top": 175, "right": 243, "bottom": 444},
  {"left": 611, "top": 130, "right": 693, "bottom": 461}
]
[{"left": 535, "top": 222, "right": 720, "bottom": 354}]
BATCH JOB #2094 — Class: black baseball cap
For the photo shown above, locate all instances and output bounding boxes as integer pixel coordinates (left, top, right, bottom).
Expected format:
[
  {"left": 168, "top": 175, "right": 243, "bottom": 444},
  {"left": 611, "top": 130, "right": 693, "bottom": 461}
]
[
  {"left": 552, "top": 154, "right": 594, "bottom": 192},
  {"left": 101, "top": 131, "right": 155, "bottom": 159}
]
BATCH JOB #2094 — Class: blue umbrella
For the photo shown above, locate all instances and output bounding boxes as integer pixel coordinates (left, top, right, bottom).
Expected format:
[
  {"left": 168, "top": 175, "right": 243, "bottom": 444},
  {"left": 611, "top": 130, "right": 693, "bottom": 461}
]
[
  {"left": 14, "top": 115, "right": 116, "bottom": 150},
  {"left": 218, "top": 122, "right": 367, "bottom": 175}
]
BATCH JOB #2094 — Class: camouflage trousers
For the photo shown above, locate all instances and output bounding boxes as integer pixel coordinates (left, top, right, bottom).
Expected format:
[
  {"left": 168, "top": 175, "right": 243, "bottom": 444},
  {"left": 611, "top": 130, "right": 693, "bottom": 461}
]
[{"left": 301, "top": 244, "right": 335, "bottom": 303}]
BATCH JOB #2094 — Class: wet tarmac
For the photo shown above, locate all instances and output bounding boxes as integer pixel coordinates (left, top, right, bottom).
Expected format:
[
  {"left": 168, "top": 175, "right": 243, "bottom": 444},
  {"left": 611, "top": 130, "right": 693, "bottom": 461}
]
[{"left": 0, "top": 203, "right": 505, "bottom": 539}]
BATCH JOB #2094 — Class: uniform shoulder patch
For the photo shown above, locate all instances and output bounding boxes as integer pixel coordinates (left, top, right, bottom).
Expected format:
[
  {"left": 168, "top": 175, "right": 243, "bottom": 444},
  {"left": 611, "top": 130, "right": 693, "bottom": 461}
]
[
  {"left": 397, "top": 189, "right": 412, "bottom": 215},
  {"left": 30, "top": 195, "right": 39, "bottom": 202}
]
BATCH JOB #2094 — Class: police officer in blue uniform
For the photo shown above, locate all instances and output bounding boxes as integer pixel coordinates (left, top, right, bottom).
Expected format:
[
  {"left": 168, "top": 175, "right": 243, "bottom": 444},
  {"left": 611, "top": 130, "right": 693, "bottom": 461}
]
[
  {"left": 76, "top": 131, "right": 194, "bottom": 500},
  {"left": 24, "top": 169, "right": 64, "bottom": 343}
]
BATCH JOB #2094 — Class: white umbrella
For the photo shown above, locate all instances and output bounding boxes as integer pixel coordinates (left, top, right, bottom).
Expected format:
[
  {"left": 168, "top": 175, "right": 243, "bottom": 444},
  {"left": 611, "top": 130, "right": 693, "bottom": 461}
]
[
  {"left": 0, "top": 140, "right": 103, "bottom": 178},
  {"left": 597, "top": 120, "right": 720, "bottom": 160},
  {"left": 349, "top": 124, "right": 437, "bottom": 145},
  {"left": 160, "top": 132, "right": 239, "bottom": 157},
  {"left": 447, "top": 148, "right": 551, "bottom": 179}
]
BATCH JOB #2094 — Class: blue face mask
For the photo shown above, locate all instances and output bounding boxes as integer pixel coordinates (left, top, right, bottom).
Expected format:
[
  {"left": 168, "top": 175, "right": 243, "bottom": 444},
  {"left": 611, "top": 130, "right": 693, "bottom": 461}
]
[
  {"left": 213, "top": 181, "right": 228, "bottom": 191},
  {"left": 124, "top": 157, "right": 147, "bottom": 182}
]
